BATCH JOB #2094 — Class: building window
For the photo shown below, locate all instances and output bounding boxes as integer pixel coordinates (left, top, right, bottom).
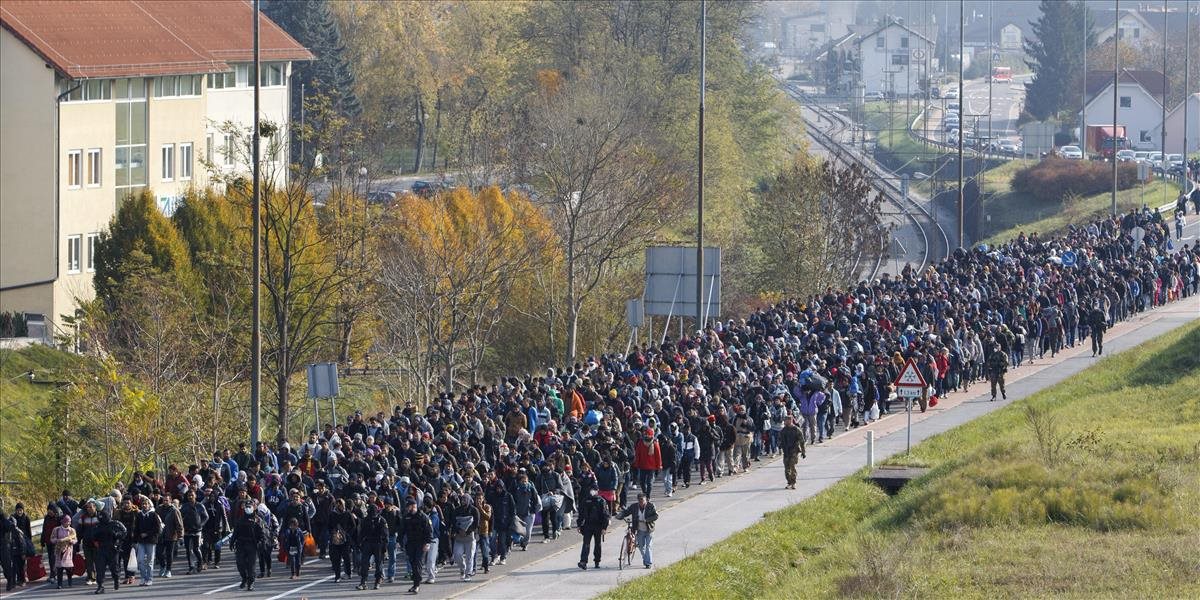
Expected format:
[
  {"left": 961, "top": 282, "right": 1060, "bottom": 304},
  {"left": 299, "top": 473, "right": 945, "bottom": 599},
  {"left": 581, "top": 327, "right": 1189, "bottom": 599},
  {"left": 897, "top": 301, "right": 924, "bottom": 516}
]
[
  {"left": 1133, "top": 28, "right": 1140, "bottom": 39},
  {"left": 154, "top": 75, "right": 202, "bottom": 97},
  {"left": 206, "top": 133, "right": 215, "bottom": 164},
  {"left": 235, "top": 64, "right": 251, "bottom": 87},
  {"left": 1140, "top": 130, "right": 1152, "bottom": 142},
  {"left": 115, "top": 78, "right": 148, "bottom": 202},
  {"left": 1120, "top": 96, "right": 1132, "bottom": 108},
  {"left": 86, "top": 233, "right": 99, "bottom": 272},
  {"left": 86, "top": 148, "right": 101, "bottom": 186},
  {"left": 207, "top": 71, "right": 235, "bottom": 89},
  {"left": 891, "top": 54, "right": 910, "bottom": 66},
  {"left": 224, "top": 133, "right": 236, "bottom": 166},
  {"left": 876, "top": 36, "right": 885, "bottom": 48},
  {"left": 261, "top": 63, "right": 285, "bottom": 87},
  {"left": 60, "top": 79, "right": 112, "bottom": 102},
  {"left": 900, "top": 37, "right": 909, "bottom": 48},
  {"left": 179, "top": 143, "right": 193, "bottom": 180},
  {"left": 161, "top": 144, "right": 175, "bottom": 181},
  {"left": 67, "top": 235, "right": 82, "bottom": 273},
  {"left": 67, "top": 150, "right": 82, "bottom": 188}
]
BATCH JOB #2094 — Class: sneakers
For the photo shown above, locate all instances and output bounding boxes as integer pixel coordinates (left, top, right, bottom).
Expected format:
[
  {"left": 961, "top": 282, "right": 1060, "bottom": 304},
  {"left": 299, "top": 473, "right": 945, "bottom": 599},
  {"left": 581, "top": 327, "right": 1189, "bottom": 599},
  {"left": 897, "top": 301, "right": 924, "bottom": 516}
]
[
  {"left": 577, "top": 562, "right": 587, "bottom": 571},
  {"left": 497, "top": 558, "right": 506, "bottom": 565}
]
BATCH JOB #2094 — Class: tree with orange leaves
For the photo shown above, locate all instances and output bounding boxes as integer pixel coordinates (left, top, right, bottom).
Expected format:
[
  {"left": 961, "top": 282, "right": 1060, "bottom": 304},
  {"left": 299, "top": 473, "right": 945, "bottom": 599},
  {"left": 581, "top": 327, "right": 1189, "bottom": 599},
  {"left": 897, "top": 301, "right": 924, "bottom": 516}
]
[{"left": 374, "top": 186, "right": 554, "bottom": 399}]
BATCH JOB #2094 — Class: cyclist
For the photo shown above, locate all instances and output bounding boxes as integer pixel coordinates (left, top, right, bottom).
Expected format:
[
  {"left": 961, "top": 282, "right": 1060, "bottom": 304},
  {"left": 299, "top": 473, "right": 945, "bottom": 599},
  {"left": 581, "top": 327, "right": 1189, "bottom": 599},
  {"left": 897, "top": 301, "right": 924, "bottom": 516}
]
[
  {"left": 576, "top": 487, "right": 609, "bottom": 570},
  {"left": 616, "top": 493, "right": 657, "bottom": 569}
]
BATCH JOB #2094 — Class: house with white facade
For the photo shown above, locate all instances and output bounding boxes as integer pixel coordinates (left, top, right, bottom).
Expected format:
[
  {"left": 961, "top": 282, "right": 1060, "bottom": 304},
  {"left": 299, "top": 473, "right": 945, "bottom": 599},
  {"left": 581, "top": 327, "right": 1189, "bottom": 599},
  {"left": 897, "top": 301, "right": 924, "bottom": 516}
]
[
  {"left": 1157, "top": 93, "right": 1200, "bottom": 155},
  {"left": 1093, "top": 8, "right": 1164, "bottom": 49},
  {"left": 0, "top": 0, "right": 311, "bottom": 335},
  {"left": 999, "top": 23, "right": 1022, "bottom": 50},
  {"left": 856, "top": 20, "right": 935, "bottom": 98},
  {"left": 1077, "top": 70, "right": 1166, "bottom": 151},
  {"left": 781, "top": 1, "right": 856, "bottom": 59}
]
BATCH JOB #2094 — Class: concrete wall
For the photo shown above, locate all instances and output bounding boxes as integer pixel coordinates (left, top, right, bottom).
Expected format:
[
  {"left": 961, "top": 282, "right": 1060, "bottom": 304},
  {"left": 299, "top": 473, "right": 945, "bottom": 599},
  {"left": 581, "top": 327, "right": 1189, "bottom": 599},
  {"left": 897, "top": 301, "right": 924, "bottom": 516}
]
[
  {"left": 1161, "top": 95, "right": 1199, "bottom": 155},
  {"left": 0, "top": 28, "right": 57, "bottom": 319}
]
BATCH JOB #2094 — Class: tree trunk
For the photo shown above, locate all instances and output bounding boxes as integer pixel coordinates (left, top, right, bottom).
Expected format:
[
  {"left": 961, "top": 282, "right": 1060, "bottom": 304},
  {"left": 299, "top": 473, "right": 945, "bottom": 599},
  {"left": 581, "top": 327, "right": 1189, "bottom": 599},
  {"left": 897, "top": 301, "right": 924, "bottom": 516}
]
[
  {"left": 565, "top": 238, "right": 579, "bottom": 363},
  {"left": 338, "top": 318, "right": 353, "bottom": 364},
  {"left": 413, "top": 96, "right": 427, "bottom": 174},
  {"left": 430, "top": 90, "right": 442, "bottom": 170},
  {"left": 443, "top": 354, "right": 454, "bottom": 395},
  {"left": 276, "top": 305, "right": 290, "bottom": 445}
]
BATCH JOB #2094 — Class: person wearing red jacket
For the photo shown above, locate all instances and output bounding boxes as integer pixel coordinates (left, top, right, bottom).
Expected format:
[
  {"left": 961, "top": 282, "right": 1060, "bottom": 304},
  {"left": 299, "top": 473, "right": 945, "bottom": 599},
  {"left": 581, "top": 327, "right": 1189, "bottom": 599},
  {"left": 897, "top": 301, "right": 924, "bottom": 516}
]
[{"left": 632, "top": 429, "right": 661, "bottom": 498}]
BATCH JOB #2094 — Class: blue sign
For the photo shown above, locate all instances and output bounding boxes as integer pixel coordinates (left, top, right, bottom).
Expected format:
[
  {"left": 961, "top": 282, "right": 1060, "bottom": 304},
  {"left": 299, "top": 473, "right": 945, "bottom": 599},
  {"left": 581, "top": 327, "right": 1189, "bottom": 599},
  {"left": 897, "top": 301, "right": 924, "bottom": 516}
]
[{"left": 1061, "top": 250, "right": 1076, "bottom": 267}]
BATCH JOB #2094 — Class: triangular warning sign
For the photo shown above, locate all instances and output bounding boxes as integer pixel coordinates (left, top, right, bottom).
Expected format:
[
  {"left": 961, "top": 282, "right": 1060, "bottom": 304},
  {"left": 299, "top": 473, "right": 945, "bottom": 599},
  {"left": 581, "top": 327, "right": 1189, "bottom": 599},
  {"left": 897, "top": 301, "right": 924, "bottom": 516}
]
[{"left": 894, "top": 358, "right": 927, "bottom": 387}]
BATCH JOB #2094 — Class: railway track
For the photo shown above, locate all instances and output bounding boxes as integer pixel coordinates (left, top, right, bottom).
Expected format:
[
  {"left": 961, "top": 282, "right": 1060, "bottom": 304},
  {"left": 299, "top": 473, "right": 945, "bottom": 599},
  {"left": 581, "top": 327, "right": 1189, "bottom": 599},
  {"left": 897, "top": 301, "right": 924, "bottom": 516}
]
[{"left": 782, "top": 83, "right": 951, "bottom": 276}]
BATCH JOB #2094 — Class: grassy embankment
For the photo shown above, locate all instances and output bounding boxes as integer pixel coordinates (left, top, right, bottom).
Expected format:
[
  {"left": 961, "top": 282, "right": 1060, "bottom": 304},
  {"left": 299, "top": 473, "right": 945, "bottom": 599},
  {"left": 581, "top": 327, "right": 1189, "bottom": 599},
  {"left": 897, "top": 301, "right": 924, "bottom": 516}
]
[
  {"left": 979, "top": 160, "right": 1179, "bottom": 246},
  {"left": 603, "top": 320, "right": 1200, "bottom": 600}
]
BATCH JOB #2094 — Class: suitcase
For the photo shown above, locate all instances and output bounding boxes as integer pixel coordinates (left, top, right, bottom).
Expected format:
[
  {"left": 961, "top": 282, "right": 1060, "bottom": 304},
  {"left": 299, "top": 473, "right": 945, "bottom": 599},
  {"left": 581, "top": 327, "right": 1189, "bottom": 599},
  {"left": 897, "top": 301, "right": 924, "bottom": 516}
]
[{"left": 26, "top": 555, "right": 47, "bottom": 582}]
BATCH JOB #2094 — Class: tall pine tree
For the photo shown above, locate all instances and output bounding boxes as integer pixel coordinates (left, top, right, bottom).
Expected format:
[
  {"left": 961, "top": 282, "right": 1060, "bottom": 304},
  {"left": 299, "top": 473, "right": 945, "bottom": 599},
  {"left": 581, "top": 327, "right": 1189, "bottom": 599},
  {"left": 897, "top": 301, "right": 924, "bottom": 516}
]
[
  {"left": 1024, "top": 0, "right": 1092, "bottom": 122},
  {"left": 264, "top": 0, "right": 361, "bottom": 163}
]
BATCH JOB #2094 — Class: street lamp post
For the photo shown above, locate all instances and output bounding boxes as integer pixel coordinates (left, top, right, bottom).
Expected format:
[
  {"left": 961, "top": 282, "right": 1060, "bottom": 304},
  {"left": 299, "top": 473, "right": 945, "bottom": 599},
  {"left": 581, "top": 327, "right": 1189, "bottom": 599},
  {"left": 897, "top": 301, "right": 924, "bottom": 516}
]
[
  {"left": 250, "top": 0, "right": 262, "bottom": 448},
  {"left": 696, "top": 1, "right": 706, "bottom": 331}
]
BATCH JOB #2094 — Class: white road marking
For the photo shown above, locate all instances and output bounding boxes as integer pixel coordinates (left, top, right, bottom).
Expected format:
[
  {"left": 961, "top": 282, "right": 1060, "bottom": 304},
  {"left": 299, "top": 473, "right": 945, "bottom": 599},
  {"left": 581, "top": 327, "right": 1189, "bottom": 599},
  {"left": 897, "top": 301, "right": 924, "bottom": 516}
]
[
  {"left": 204, "top": 581, "right": 242, "bottom": 595},
  {"left": 264, "top": 574, "right": 334, "bottom": 600},
  {"left": 0, "top": 582, "right": 50, "bottom": 598}
]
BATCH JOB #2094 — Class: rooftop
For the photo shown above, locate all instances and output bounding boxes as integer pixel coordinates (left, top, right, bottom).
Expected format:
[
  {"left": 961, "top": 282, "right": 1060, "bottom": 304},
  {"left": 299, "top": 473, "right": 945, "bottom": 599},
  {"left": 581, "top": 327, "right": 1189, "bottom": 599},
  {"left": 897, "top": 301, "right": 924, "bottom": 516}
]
[{"left": 0, "top": 0, "right": 312, "bottom": 80}]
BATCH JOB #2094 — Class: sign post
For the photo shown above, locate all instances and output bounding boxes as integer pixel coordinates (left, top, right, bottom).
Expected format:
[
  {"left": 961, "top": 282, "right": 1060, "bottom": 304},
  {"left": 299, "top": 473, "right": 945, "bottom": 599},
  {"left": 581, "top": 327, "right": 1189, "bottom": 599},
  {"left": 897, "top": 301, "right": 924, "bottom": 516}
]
[{"left": 893, "top": 358, "right": 928, "bottom": 454}]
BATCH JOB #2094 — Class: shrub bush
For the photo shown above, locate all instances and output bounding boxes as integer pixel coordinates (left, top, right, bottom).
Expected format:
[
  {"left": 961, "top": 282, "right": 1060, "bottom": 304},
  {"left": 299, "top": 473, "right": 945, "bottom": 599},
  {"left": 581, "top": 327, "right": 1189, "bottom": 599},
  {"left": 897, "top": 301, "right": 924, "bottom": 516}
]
[{"left": 1011, "top": 157, "right": 1138, "bottom": 203}]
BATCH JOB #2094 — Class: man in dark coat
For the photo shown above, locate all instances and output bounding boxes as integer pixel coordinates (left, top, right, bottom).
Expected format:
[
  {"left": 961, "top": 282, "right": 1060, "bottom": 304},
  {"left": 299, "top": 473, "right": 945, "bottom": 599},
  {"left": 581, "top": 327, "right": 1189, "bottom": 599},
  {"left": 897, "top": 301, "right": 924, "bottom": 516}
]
[
  {"left": 575, "top": 488, "right": 610, "bottom": 570},
  {"left": 357, "top": 505, "right": 389, "bottom": 590},
  {"left": 399, "top": 498, "right": 433, "bottom": 594},
  {"left": 232, "top": 503, "right": 267, "bottom": 591}
]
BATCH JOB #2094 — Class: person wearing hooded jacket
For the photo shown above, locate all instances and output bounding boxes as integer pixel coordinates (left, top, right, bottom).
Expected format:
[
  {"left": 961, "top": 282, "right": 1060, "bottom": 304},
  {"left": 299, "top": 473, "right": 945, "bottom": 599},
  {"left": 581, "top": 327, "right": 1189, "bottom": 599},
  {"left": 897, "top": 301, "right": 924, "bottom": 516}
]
[
  {"left": 232, "top": 502, "right": 266, "bottom": 591},
  {"left": 356, "top": 504, "right": 389, "bottom": 590},
  {"left": 575, "top": 487, "right": 609, "bottom": 570},
  {"left": 179, "top": 490, "right": 208, "bottom": 574},
  {"left": 632, "top": 429, "right": 662, "bottom": 498}
]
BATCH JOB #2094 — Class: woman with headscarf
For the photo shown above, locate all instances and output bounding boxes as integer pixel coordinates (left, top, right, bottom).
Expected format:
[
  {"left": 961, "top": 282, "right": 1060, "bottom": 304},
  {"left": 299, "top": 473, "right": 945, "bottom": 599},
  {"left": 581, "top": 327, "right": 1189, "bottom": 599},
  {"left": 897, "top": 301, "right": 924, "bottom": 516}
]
[{"left": 49, "top": 515, "right": 77, "bottom": 588}]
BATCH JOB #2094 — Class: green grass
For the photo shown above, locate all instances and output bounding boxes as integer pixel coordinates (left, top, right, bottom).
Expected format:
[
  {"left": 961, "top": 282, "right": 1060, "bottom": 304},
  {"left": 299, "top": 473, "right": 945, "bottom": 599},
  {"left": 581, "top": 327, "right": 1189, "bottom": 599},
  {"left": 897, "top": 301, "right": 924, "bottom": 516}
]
[
  {"left": 603, "top": 320, "right": 1200, "bottom": 600},
  {"left": 980, "top": 179, "right": 1177, "bottom": 246}
]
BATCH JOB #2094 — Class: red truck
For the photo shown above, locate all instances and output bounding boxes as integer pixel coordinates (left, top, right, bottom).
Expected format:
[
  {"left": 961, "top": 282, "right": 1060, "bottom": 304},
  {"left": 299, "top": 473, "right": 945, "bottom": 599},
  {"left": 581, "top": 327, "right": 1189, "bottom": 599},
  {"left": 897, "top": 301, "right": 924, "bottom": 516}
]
[{"left": 1085, "top": 125, "right": 1130, "bottom": 160}]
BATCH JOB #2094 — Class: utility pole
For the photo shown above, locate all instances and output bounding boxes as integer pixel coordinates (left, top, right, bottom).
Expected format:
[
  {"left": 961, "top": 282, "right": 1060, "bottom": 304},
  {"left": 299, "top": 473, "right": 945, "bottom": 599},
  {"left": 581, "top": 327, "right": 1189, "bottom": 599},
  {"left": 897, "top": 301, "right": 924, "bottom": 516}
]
[
  {"left": 299, "top": 82, "right": 305, "bottom": 167},
  {"left": 1185, "top": 0, "right": 1192, "bottom": 167},
  {"left": 250, "top": 0, "right": 262, "bottom": 448},
  {"left": 958, "top": 0, "right": 965, "bottom": 249},
  {"left": 1082, "top": 0, "right": 1087, "bottom": 146},
  {"left": 1112, "top": 0, "right": 1119, "bottom": 216},
  {"left": 696, "top": 1, "right": 705, "bottom": 330},
  {"left": 1160, "top": 0, "right": 1168, "bottom": 204}
]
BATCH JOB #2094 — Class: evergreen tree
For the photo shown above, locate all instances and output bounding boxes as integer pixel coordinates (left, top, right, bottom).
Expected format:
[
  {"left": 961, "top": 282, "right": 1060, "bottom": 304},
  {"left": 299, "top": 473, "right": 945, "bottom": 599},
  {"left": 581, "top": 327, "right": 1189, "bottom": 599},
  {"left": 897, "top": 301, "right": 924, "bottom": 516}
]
[
  {"left": 263, "top": 0, "right": 361, "bottom": 163},
  {"left": 93, "top": 189, "right": 196, "bottom": 307},
  {"left": 1024, "top": 0, "right": 1092, "bottom": 122}
]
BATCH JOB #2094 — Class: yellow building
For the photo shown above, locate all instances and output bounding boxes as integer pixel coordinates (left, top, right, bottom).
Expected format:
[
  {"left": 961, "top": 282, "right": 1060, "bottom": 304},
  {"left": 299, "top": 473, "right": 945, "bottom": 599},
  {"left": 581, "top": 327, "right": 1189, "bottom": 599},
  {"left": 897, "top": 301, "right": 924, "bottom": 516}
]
[{"left": 0, "top": 1, "right": 310, "bottom": 337}]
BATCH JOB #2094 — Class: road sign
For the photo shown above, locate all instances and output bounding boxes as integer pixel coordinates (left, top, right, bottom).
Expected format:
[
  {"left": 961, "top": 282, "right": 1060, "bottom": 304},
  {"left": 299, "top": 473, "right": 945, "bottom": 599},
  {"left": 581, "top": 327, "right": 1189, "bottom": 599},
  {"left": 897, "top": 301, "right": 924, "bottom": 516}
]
[
  {"left": 912, "top": 48, "right": 926, "bottom": 60},
  {"left": 896, "top": 386, "right": 923, "bottom": 398},
  {"left": 1061, "top": 250, "right": 1076, "bottom": 267},
  {"left": 306, "top": 362, "right": 339, "bottom": 398},
  {"left": 893, "top": 358, "right": 927, "bottom": 388},
  {"left": 993, "top": 52, "right": 1000, "bottom": 61}
]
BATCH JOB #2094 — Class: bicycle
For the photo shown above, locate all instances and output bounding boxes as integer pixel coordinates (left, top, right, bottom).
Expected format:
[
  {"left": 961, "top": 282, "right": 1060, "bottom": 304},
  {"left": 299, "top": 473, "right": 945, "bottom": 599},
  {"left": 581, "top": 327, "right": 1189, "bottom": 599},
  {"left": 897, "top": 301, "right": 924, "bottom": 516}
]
[{"left": 617, "top": 518, "right": 635, "bottom": 570}]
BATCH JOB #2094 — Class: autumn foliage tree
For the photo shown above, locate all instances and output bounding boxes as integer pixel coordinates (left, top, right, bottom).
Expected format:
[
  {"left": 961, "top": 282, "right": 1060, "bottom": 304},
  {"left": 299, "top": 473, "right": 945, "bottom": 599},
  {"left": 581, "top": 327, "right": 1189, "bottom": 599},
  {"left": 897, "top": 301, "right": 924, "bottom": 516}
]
[{"left": 374, "top": 186, "right": 554, "bottom": 399}]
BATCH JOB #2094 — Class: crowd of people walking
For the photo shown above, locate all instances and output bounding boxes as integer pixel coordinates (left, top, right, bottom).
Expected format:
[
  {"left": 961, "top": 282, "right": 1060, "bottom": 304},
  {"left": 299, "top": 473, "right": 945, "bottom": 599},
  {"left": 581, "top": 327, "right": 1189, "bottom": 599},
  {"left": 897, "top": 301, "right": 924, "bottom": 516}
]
[{"left": 1, "top": 204, "right": 1196, "bottom": 594}]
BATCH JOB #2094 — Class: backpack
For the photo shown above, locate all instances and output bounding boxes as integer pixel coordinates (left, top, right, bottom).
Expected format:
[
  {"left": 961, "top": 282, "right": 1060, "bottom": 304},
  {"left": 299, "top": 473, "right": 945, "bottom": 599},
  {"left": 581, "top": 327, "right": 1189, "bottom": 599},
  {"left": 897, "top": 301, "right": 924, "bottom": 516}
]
[
  {"left": 109, "top": 520, "right": 128, "bottom": 541},
  {"left": 330, "top": 526, "right": 347, "bottom": 546}
]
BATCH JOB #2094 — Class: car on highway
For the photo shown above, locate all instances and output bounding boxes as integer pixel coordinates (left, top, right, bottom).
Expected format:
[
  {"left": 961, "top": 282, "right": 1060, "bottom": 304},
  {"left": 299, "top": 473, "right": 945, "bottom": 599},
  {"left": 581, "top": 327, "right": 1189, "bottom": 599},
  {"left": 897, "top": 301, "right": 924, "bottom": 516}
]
[
  {"left": 996, "top": 139, "right": 1020, "bottom": 154},
  {"left": 1133, "top": 150, "right": 1151, "bottom": 163},
  {"left": 1057, "top": 145, "right": 1084, "bottom": 159},
  {"left": 944, "top": 121, "right": 960, "bottom": 132},
  {"left": 865, "top": 91, "right": 886, "bottom": 101},
  {"left": 930, "top": 87, "right": 941, "bottom": 99},
  {"left": 942, "top": 88, "right": 959, "bottom": 100},
  {"left": 946, "top": 101, "right": 960, "bottom": 113},
  {"left": 1114, "top": 149, "right": 1136, "bottom": 162}
]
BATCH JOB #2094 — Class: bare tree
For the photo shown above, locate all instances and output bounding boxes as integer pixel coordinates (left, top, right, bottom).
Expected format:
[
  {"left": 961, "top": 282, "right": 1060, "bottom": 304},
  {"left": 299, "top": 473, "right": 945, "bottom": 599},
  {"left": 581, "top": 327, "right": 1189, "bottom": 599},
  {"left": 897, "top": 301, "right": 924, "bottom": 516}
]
[{"left": 516, "top": 73, "right": 684, "bottom": 362}]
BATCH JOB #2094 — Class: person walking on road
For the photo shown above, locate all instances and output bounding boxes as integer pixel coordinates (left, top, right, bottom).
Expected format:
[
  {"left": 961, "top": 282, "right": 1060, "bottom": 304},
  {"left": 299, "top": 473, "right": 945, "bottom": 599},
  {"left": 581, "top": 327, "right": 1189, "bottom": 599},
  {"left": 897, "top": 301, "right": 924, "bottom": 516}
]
[
  {"left": 576, "top": 487, "right": 609, "bottom": 570},
  {"left": 49, "top": 515, "right": 76, "bottom": 589},
  {"left": 779, "top": 416, "right": 807, "bottom": 490},
  {"left": 92, "top": 512, "right": 126, "bottom": 595},
  {"left": 632, "top": 429, "right": 662, "bottom": 498},
  {"left": 616, "top": 493, "right": 657, "bottom": 569},
  {"left": 1087, "top": 302, "right": 1108, "bottom": 356},
  {"left": 357, "top": 504, "right": 390, "bottom": 590},
  {"left": 400, "top": 498, "right": 433, "bottom": 594},
  {"left": 986, "top": 344, "right": 1008, "bottom": 401},
  {"left": 232, "top": 502, "right": 266, "bottom": 591},
  {"left": 132, "top": 497, "right": 163, "bottom": 587}
]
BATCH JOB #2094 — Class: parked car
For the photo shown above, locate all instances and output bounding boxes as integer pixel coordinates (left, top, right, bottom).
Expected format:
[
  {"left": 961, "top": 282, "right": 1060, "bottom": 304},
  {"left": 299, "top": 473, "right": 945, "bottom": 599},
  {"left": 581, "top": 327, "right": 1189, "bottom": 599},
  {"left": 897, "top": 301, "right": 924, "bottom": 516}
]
[
  {"left": 1114, "top": 149, "right": 1136, "bottom": 162},
  {"left": 410, "top": 180, "right": 442, "bottom": 197},
  {"left": 365, "top": 190, "right": 397, "bottom": 204},
  {"left": 865, "top": 91, "right": 886, "bottom": 101},
  {"left": 930, "top": 87, "right": 941, "bottom": 99},
  {"left": 1057, "top": 145, "right": 1084, "bottom": 159}
]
